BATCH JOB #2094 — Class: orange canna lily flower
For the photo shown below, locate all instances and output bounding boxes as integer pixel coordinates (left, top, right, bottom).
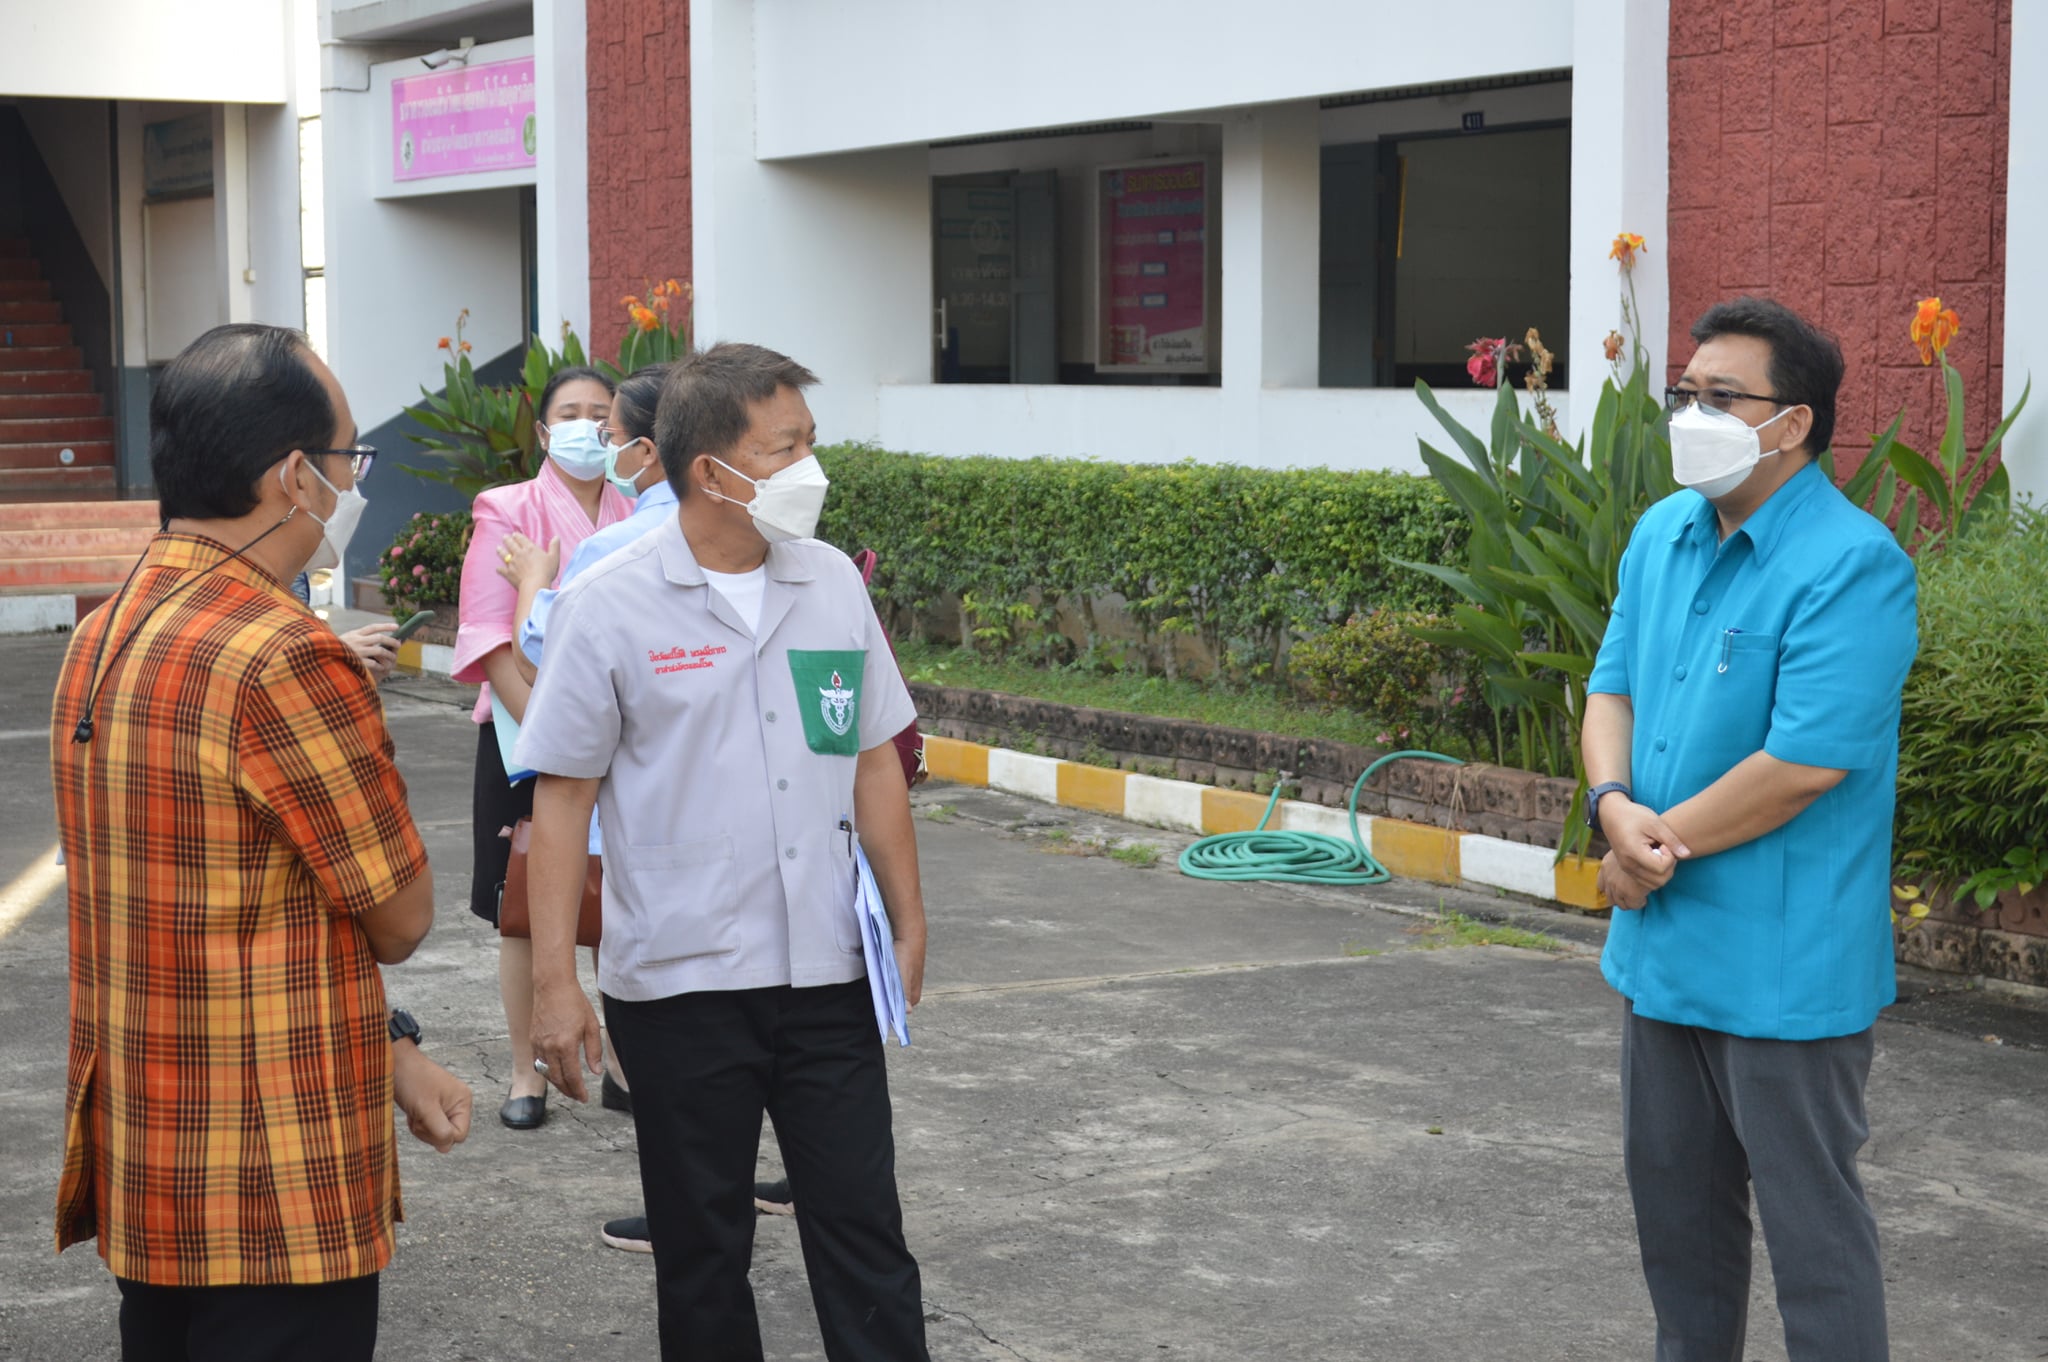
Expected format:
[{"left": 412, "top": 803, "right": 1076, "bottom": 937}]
[
  {"left": 1909, "top": 296, "right": 1961, "bottom": 365},
  {"left": 652, "top": 292, "right": 670, "bottom": 313},
  {"left": 459, "top": 340, "right": 472, "bottom": 353},
  {"left": 1603, "top": 330, "right": 1625, "bottom": 362},
  {"left": 1609, "top": 232, "right": 1648, "bottom": 268},
  {"left": 662, "top": 278, "right": 682, "bottom": 296},
  {"left": 436, "top": 336, "right": 451, "bottom": 350},
  {"left": 619, "top": 294, "right": 638, "bottom": 309},
  {"left": 630, "top": 304, "right": 659, "bottom": 333}
]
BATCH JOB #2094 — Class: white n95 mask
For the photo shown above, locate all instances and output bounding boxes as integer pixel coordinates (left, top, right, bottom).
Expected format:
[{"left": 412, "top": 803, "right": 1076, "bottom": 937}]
[
  {"left": 707, "top": 455, "right": 830, "bottom": 543},
  {"left": 287, "top": 460, "right": 367, "bottom": 573},
  {"left": 1669, "top": 402, "right": 1791, "bottom": 501}
]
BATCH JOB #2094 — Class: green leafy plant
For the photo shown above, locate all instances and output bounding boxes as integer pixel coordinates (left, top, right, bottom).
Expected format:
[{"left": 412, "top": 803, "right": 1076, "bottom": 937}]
[
  {"left": 405, "top": 311, "right": 594, "bottom": 497},
  {"left": 378, "top": 510, "right": 473, "bottom": 615},
  {"left": 1289, "top": 609, "right": 1488, "bottom": 755},
  {"left": 1392, "top": 357, "right": 1676, "bottom": 783},
  {"left": 1891, "top": 506, "right": 2048, "bottom": 907},
  {"left": 405, "top": 280, "right": 691, "bottom": 497},
  {"left": 1834, "top": 296, "right": 2030, "bottom": 556},
  {"left": 814, "top": 449, "right": 1465, "bottom": 683}
]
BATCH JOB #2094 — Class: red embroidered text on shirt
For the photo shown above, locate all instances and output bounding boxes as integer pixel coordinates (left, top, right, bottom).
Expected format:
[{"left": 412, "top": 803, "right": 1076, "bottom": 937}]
[{"left": 651, "top": 644, "right": 728, "bottom": 675}]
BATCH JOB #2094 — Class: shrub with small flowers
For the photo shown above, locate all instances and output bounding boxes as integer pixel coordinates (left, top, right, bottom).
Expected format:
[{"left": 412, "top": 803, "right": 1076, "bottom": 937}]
[
  {"left": 378, "top": 510, "right": 473, "bottom": 616},
  {"left": 1289, "top": 610, "right": 1490, "bottom": 757}
]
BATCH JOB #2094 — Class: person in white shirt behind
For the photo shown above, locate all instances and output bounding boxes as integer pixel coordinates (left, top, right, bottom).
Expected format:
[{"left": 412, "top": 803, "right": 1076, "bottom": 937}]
[{"left": 517, "top": 343, "right": 931, "bottom": 1362}]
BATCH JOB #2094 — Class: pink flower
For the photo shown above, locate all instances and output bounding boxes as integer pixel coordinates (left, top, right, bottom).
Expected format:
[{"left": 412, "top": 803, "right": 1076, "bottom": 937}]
[
  {"left": 412, "top": 564, "right": 427, "bottom": 578},
  {"left": 1466, "top": 337, "right": 1506, "bottom": 388},
  {"left": 389, "top": 545, "right": 403, "bottom": 559},
  {"left": 410, "top": 534, "right": 421, "bottom": 548}
]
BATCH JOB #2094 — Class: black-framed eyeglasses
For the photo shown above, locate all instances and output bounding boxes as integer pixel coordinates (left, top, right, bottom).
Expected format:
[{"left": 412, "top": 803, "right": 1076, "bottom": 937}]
[
  {"left": 309, "top": 445, "right": 377, "bottom": 480},
  {"left": 1664, "top": 385, "right": 1781, "bottom": 415}
]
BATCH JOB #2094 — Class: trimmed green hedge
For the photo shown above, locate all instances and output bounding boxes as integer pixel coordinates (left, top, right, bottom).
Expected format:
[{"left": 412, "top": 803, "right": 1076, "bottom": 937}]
[
  {"left": 1896, "top": 508, "right": 2048, "bottom": 896},
  {"left": 815, "top": 446, "right": 1464, "bottom": 680}
]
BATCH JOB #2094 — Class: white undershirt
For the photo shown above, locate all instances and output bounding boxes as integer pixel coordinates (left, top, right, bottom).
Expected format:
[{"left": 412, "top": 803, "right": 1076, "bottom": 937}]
[{"left": 701, "top": 565, "right": 768, "bottom": 634}]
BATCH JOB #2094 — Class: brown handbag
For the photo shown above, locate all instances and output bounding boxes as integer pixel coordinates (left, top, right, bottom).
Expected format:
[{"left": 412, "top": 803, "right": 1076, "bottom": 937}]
[{"left": 498, "top": 817, "right": 603, "bottom": 949}]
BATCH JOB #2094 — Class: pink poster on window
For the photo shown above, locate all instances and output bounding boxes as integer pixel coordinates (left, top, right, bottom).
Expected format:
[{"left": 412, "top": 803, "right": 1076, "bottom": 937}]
[
  {"left": 392, "top": 57, "right": 537, "bottom": 182},
  {"left": 1098, "top": 160, "right": 1211, "bottom": 371}
]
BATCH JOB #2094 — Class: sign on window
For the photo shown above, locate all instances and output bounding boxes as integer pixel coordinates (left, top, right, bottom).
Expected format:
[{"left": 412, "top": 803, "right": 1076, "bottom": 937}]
[{"left": 1096, "top": 158, "right": 1214, "bottom": 374}]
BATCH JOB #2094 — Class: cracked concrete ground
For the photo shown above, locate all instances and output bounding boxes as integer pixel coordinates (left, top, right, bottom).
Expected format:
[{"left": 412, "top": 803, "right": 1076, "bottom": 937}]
[{"left": 3, "top": 632, "right": 2046, "bottom": 1360}]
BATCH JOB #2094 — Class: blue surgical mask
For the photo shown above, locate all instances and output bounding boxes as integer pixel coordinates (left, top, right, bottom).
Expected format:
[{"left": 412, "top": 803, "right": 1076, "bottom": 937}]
[
  {"left": 603, "top": 434, "right": 649, "bottom": 498},
  {"left": 546, "top": 418, "right": 608, "bottom": 480}
]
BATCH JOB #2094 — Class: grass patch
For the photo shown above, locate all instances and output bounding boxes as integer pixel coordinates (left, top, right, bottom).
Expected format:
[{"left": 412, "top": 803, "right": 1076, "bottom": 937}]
[
  {"left": 1042, "top": 827, "right": 1073, "bottom": 845},
  {"left": 898, "top": 641, "right": 1479, "bottom": 757},
  {"left": 1108, "top": 842, "right": 1162, "bottom": 869},
  {"left": 919, "top": 803, "right": 957, "bottom": 823},
  {"left": 1410, "top": 909, "right": 1563, "bottom": 954},
  {"left": 1342, "top": 941, "right": 1385, "bottom": 958}
]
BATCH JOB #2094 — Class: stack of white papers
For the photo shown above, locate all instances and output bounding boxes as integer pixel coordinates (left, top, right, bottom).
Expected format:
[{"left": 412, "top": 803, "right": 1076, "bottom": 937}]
[{"left": 854, "top": 846, "right": 910, "bottom": 1047}]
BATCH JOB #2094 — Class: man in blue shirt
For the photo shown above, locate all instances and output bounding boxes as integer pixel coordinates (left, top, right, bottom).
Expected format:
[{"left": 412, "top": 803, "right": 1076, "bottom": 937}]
[{"left": 1583, "top": 297, "right": 1917, "bottom": 1361}]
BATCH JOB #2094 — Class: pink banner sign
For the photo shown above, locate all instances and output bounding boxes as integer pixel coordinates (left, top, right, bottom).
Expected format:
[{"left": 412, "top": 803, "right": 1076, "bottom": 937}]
[
  {"left": 392, "top": 56, "right": 537, "bottom": 182},
  {"left": 1099, "top": 160, "right": 1210, "bottom": 371}
]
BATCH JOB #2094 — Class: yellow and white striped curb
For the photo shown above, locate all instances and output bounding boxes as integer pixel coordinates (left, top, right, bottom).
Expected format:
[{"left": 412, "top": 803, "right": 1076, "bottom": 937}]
[
  {"left": 925, "top": 735, "right": 1607, "bottom": 912},
  {"left": 395, "top": 640, "right": 457, "bottom": 676}
]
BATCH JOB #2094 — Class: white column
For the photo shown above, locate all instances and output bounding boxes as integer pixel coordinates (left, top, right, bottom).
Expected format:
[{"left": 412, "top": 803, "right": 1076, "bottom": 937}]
[
  {"left": 1567, "top": 0, "right": 1669, "bottom": 417},
  {"left": 213, "top": 103, "right": 256, "bottom": 324},
  {"left": 534, "top": 0, "right": 591, "bottom": 347},
  {"left": 2003, "top": 1, "right": 2048, "bottom": 505},
  {"left": 1219, "top": 101, "right": 1320, "bottom": 393}
]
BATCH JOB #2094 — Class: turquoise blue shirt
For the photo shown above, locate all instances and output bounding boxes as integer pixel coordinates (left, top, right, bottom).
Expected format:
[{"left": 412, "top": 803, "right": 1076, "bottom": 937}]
[
  {"left": 518, "top": 477, "right": 678, "bottom": 855},
  {"left": 1587, "top": 460, "right": 1917, "bottom": 1040}
]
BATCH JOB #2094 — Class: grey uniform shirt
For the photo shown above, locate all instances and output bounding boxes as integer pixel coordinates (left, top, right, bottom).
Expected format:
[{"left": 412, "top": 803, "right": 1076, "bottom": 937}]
[{"left": 513, "top": 514, "right": 918, "bottom": 1003}]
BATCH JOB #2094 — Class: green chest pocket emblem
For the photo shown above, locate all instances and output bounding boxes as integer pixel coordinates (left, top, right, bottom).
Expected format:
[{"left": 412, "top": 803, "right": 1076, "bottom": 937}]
[{"left": 788, "top": 649, "right": 866, "bottom": 756}]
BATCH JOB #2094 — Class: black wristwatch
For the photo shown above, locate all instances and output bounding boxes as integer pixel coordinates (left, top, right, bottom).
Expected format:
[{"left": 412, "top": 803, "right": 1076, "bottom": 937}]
[
  {"left": 1584, "top": 782, "right": 1632, "bottom": 835},
  {"left": 388, "top": 1008, "right": 423, "bottom": 1047}
]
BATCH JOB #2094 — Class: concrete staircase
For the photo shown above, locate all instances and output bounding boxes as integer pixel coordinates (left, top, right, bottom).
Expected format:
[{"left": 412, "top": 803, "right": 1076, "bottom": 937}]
[{"left": 0, "top": 236, "right": 116, "bottom": 502}]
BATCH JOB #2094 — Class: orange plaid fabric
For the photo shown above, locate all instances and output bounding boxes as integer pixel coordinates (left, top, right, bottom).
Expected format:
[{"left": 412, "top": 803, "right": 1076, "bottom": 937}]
[{"left": 49, "top": 533, "right": 429, "bottom": 1286}]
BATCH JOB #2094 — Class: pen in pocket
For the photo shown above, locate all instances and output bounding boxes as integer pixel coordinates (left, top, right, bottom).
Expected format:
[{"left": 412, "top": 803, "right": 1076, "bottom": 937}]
[
  {"left": 1718, "top": 627, "right": 1742, "bottom": 674},
  {"left": 839, "top": 817, "right": 854, "bottom": 857}
]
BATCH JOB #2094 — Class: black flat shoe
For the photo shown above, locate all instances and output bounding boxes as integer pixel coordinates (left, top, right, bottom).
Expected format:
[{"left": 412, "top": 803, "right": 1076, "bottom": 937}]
[
  {"left": 499, "top": 1093, "right": 547, "bottom": 1130},
  {"left": 601, "top": 1071, "right": 633, "bottom": 1115}
]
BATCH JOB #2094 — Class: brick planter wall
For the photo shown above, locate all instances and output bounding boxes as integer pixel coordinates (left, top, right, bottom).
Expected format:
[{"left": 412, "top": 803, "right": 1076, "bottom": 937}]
[
  {"left": 910, "top": 683, "right": 1584, "bottom": 850},
  {"left": 1894, "top": 884, "right": 2048, "bottom": 989}
]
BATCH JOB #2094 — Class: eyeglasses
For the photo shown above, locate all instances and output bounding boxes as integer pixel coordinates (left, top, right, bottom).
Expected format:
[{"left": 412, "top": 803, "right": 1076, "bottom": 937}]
[
  {"left": 598, "top": 425, "right": 641, "bottom": 449},
  {"left": 1664, "top": 386, "right": 1781, "bottom": 415},
  {"left": 309, "top": 445, "right": 377, "bottom": 480}
]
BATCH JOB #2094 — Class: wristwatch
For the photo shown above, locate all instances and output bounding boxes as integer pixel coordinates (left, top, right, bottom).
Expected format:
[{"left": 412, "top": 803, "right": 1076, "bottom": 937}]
[
  {"left": 388, "top": 1008, "right": 423, "bottom": 1047},
  {"left": 1584, "top": 782, "right": 1632, "bottom": 835}
]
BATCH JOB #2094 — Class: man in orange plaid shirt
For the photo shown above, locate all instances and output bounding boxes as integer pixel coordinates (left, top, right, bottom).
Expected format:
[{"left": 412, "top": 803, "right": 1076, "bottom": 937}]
[{"left": 49, "top": 324, "right": 469, "bottom": 1362}]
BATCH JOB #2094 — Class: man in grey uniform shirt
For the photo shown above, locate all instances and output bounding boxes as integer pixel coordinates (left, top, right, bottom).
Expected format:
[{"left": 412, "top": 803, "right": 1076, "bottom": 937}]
[{"left": 518, "top": 343, "right": 930, "bottom": 1362}]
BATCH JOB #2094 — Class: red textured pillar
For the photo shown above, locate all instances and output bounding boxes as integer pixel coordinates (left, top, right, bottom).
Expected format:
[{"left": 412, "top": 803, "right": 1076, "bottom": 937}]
[
  {"left": 585, "top": 0, "right": 694, "bottom": 363},
  {"left": 1665, "top": 0, "right": 2011, "bottom": 465}
]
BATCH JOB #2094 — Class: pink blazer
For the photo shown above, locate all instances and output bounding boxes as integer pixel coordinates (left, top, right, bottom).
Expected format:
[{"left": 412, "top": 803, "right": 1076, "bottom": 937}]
[{"left": 451, "top": 463, "right": 633, "bottom": 723}]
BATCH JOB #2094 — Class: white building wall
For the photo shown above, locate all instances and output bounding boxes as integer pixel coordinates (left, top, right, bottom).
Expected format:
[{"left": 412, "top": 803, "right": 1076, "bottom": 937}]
[
  {"left": 2003, "top": 0, "right": 2047, "bottom": 506},
  {"left": 692, "top": 0, "right": 1596, "bottom": 474},
  {"left": 1567, "top": 0, "right": 1669, "bottom": 395},
  {"left": 753, "top": 1, "right": 1573, "bottom": 158},
  {"left": 0, "top": 0, "right": 289, "bottom": 103},
  {"left": 534, "top": 0, "right": 591, "bottom": 347},
  {"left": 691, "top": 0, "right": 931, "bottom": 448}
]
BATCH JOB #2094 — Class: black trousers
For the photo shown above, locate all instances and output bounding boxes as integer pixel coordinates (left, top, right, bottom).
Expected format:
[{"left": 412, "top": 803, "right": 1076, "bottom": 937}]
[
  {"left": 114, "top": 1273, "right": 378, "bottom": 1362},
  {"left": 604, "top": 980, "right": 929, "bottom": 1362}
]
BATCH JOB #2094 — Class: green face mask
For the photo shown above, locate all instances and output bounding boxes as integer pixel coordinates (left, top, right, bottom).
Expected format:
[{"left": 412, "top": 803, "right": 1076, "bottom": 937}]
[{"left": 603, "top": 435, "right": 649, "bottom": 498}]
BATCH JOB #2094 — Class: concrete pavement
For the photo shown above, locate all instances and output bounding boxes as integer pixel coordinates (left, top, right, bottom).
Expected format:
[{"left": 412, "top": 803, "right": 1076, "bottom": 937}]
[{"left": 2, "top": 629, "right": 2046, "bottom": 1360}]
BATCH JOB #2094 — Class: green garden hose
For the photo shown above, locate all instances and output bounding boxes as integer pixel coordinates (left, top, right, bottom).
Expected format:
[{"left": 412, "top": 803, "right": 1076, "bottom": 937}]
[{"left": 1176, "top": 750, "right": 1465, "bottom": 886}]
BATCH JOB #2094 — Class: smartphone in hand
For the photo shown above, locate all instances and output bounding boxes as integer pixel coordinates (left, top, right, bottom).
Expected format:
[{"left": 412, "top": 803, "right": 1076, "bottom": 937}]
[{"left": 389, "top": 610, "right": 437, "bottom": 644}]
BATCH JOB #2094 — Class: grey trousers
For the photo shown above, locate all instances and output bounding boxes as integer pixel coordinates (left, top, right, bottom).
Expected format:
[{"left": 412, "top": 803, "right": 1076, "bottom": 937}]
[{"left": 1621, "top": 999, "right": 1888, "bottom": 1362}]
